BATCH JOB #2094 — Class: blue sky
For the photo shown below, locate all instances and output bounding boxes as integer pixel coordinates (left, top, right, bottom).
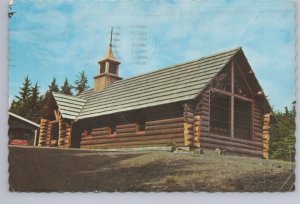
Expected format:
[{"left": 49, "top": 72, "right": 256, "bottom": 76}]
[{"left": 9, "top": 0, "right": 296, "bottom": 111}]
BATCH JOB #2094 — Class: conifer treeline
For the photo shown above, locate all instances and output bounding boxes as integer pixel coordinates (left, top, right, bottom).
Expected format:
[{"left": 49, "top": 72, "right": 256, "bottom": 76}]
[
  {"left": 269, "top": 101, "right": 296, "bottom": 162},
  {"left": 9, "top": 71, "right": 89, "bottom": 123}
]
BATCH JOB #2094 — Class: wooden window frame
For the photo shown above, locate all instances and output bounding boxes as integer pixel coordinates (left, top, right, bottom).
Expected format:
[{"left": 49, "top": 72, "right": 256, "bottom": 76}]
[{"left": 209, "top": 60, "right": 254, "bottom": 140}]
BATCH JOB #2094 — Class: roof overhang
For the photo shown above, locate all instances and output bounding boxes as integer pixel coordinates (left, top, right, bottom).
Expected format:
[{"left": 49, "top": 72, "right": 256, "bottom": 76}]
[{"left": 8, "top": 112, "right": 40, "bottom": 128}]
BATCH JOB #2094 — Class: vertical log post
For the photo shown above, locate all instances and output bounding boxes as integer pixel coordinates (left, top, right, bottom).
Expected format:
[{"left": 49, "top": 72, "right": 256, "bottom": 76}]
[
  {"left": 183, "top": 103, "right": 194, "bottom": 147},
  {"left": 57, "top": 120, "right": 72, "bottom": 148},
  {"left": 58, "top": 119, "right": 62, "bottom": 147},
  {"left": 230, "top": 60, "right": 235, "bottom": 138},
  {"left": 46, "top": 123, "right": 52, "bottom": 147},
  {"left": 65, "top": 122, "right": 73, "bottom": 148},
  {"left": 38, "top": 118, "right": 49, "bottom": 146},
  {"left": 262, "top": 113, "right": 272, "bottom": 159},
  {"left": 193, "top": 115, "right": 201, "bottom": 147}
]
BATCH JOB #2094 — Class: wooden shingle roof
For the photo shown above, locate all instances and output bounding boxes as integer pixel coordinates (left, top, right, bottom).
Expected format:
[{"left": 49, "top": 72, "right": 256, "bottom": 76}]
[
  {"left": 74, "top": 47, "right": 241, "bottom": 119},
  {"left": 52, "top": 92, "right": 86, "bottom": 120}
]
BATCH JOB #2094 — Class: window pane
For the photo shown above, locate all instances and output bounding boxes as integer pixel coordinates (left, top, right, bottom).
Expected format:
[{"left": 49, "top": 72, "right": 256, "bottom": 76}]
[
  {"left": 234, "top": 99, "right": 252, "bottom": 140},
  {"left": 100, "top": 63, "right": 105, "bottom": 73},
  {"left": 109, "top": 63, "right": 118, "bottom": 75},
  {"left": 210, "top": 93, "right": 231, "bottom": 136}
]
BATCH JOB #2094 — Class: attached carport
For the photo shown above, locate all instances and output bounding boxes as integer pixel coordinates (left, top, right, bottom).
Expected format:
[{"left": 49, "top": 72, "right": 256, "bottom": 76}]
[{"left": 8, "top": 112, "right": 40, "bottom": 146}]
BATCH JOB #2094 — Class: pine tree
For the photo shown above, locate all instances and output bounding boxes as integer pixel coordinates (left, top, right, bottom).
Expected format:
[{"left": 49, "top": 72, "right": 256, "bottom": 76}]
[
  {"left": 44, "top": 77, "right": 59, "bottom": 100},
  {"left": 60, "top": 78, "right": 73, "bottom": 95},
  {"left": 40, "top": 78, "right": 60, "bottom": 115},
  {"left": 74, "top": 71, "right": 89, "bottom": 95},
  {"left": 28, "top": 82, "right": 42, "bottom": 122},
  {"left": 9, "top": 76, "right": 32, "bottom": 119},
  {"left": 48, "top": 77, "right": 59, "bottom": 93},
  {"left": 9, "top": 99, "right": 21, "bottom": 115}
]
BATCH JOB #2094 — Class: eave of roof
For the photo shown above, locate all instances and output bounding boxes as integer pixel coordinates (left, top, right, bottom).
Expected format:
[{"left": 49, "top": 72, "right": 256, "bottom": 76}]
[{"left": 8, "top": 112, "right": 40, "bottom": 128}]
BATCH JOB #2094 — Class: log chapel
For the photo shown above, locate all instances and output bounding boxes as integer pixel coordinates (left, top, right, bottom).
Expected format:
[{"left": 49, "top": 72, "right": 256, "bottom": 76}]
[{"left": 39, "top": 30, "right": 273, "bottom": 158}]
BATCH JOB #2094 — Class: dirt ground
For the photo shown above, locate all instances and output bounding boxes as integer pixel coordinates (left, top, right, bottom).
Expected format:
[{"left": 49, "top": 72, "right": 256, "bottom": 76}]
[{"left": 8, "top": 146, "right": 295, "bottom": 192}]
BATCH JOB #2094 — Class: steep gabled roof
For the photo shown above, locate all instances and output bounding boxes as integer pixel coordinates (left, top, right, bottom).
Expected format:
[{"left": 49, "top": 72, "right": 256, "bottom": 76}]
[
  {"left": 52, "top": 92, "right": 86, "bottom": 120},
  {"left": 75, "top": 47, "right": 241, "bottom": 119}
]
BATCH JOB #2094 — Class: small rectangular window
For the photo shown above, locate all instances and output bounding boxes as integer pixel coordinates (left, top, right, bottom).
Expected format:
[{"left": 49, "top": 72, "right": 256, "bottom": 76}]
[
  {"left": 137, "top": 119, "right": 145, "bottom": 132},
  {"left": 109, "top": 64, "right": 118, "bottom": 75},
  {"left": 100, "top": 63, "right": 106, "bottom": 73}
]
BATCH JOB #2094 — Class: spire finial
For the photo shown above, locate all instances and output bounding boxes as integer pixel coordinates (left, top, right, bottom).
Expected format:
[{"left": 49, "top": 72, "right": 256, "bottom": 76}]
[
  {"left": 99, "top": 27, "right": 119, "bottom": 63},
  {"left": 110, "top": 27, "right": 113, "bottom": 47}
]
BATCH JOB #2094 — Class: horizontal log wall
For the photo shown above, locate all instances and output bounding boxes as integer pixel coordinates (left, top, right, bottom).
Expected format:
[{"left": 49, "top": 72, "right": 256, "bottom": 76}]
[
  {"left": 253, "top": 101, "right": 263, "bottom": 143},
  {"left": 80, "top": 117, "right": 185, "bottom": 149},
  {"left": 194, "top": 90, "right": 210, "bottom": 148}
]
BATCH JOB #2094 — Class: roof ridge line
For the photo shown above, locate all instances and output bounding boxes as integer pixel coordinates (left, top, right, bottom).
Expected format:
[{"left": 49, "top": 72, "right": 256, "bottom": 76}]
[
  {"left": 53, "top": 92, "right": 87, "bottom": 102},
  {"left": 113, "top": 47, "right": 241, "bottom": 83},
  {"left": 79, "top": 47, "right": 241, "bottom": 96}
]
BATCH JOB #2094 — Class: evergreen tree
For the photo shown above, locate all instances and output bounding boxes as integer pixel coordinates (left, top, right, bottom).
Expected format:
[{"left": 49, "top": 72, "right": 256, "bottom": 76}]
[
  {"left": 28, "top": 82, "right": 42, "bottom": 122},
  {"left": 9, "top": 76, "right": 32, "bottom": 119},
  {"left": 9, "top": 78, "right": 43, "bottom": 122},
  {"left": 40, "top": 78, "right": 60, "bottom": 114},
  {"left": 44, "top": 78, "right": 59, "bottom": 99},
  {"left": 60, "top": 78, "right": 73, "bottom": 95},
  {"left": 74, "top": 71, "right": 89, "bottom": 95},
  {"left": 48, "top": 77, "right": 59, "bottom": 93},
  {"left": 9, "top": 99, "right": 21, "bottom": 115},
  {"left": 269, "top": 101, "right": 296, "bottom": 162}
]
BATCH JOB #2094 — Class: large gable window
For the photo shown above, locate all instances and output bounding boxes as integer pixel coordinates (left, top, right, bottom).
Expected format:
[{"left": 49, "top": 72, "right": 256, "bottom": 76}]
[{"left": 209, "top": 61, "right": 253, "bottom": 140}]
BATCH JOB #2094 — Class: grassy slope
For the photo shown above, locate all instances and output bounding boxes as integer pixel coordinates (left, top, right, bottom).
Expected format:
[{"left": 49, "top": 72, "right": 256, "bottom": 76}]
[{"left": 8, "top": 146, "right": 295, "bottom": 192}]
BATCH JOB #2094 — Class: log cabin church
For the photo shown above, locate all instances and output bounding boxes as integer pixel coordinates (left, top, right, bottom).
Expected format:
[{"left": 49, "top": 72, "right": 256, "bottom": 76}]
[{"left": 39, "top": 32, "right": 273, "bottom": 159}]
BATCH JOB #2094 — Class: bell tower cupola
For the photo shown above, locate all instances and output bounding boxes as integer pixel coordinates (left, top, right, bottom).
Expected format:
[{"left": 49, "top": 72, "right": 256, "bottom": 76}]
[{"left": 94, "top": 28, "right": 122, "bottom": 92}]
